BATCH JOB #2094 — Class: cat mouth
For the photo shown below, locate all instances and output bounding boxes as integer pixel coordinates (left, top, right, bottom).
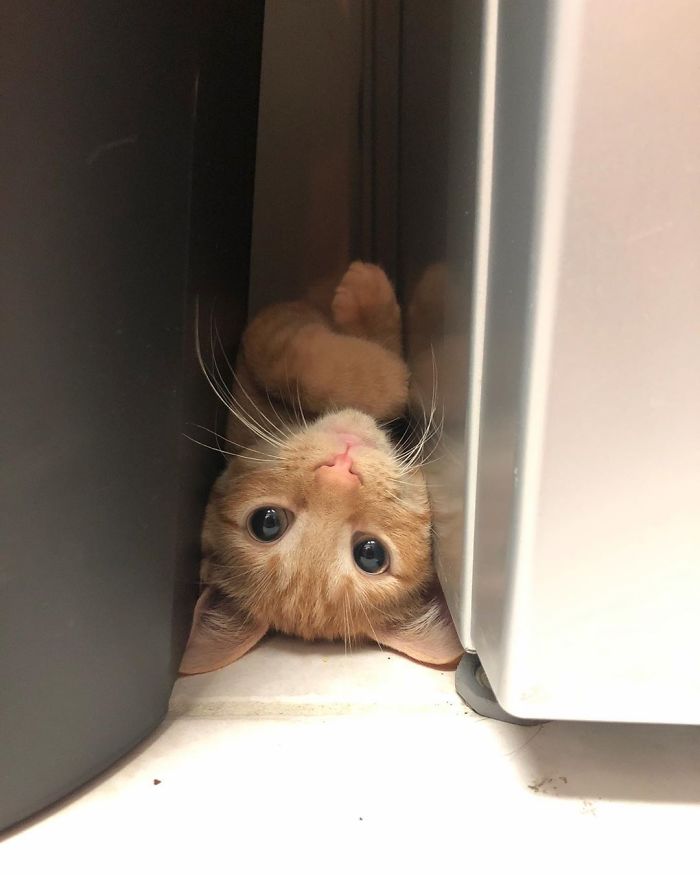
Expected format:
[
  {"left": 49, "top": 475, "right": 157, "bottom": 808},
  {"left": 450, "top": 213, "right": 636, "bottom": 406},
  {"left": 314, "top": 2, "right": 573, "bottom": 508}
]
[
  {"left": 315, "top": 411, "right": 387, "bottom": 454},
  {"left": 322, "top": 424, "right": 378, "bottom": 450},
  {"left": 329, "top": 431, "right": 373, "bottom": 449}
]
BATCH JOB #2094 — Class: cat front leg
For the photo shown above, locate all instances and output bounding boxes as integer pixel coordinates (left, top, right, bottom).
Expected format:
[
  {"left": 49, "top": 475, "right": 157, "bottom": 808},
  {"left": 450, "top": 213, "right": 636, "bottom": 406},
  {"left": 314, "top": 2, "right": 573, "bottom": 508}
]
[
  {"left": 242, "top": 301, "right": 409, "bottom": 421},
  {"left": 331, "top": 261, "right": 402, "bottom": 355}
]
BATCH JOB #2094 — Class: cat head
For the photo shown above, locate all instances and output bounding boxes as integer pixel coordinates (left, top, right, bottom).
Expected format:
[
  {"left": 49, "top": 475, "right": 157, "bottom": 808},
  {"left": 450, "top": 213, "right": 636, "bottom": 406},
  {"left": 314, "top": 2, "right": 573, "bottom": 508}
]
[{"left": 181, "top": 408, "right": 462, "bottom": 674}]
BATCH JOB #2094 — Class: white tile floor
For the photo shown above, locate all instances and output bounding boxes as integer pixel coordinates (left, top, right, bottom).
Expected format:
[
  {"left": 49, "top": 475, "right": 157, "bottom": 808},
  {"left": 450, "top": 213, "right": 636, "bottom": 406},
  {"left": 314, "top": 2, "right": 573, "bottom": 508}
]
[{"left": 3, "top": 636, "right": 700, "bottom": 874}]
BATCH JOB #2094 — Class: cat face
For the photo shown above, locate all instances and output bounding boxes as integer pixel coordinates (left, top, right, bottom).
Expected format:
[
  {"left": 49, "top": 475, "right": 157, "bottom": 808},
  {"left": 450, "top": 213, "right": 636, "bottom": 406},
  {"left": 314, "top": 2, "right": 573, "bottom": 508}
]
[
  {"left": 205, "top": 409, "right": 433, "bottom": 642},
  {"left": 181, "top": 405, "right": 463, "bottom": 674}
]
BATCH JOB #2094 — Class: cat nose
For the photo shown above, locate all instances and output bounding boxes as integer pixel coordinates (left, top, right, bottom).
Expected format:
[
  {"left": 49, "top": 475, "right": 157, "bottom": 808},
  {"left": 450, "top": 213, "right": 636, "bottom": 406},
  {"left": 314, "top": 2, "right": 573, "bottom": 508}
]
[{"left": 315, "top": 450, "right": 362, "bottom": 489}]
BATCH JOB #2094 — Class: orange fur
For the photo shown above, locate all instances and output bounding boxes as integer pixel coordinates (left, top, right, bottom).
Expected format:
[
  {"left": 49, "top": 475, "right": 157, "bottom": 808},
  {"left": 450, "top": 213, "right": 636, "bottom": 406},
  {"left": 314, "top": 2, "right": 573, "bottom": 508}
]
[{"left": 181, "top": 262, "right": 463, "bottom": 674}]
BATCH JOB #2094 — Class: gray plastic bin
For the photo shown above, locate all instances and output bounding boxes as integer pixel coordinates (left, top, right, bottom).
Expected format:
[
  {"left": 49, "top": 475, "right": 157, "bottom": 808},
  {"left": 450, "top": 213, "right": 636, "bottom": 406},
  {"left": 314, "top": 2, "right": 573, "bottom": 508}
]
[{"left": 0, "top": 0, "right": 262, "bottom": 830}]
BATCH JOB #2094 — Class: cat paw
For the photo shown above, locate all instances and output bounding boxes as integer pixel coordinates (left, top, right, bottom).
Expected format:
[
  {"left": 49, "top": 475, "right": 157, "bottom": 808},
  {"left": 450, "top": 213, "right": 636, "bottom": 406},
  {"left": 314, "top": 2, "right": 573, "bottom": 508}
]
[{"left": 331, "top": 261, "right": 400, "bottom": 344}]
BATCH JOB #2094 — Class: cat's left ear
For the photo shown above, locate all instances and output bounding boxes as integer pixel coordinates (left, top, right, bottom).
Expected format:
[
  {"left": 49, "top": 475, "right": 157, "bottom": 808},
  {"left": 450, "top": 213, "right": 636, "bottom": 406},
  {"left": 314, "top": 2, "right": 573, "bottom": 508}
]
[
  {"left": 371, "top": 593, "right": 463, "bottom": 667},
  {"left": 179, "top": 586, "right": 268, "bottom": 675}
]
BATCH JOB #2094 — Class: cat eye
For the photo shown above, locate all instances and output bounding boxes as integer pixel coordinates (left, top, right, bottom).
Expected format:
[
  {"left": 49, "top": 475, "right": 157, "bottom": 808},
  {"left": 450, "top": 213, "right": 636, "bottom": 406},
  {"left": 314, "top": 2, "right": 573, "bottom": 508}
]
[
  {"left": 248, "top": 506, "right": 291, "bottom": 542},
  {"left": 353, "top": 537, "right": 389, "bottom": 574}
]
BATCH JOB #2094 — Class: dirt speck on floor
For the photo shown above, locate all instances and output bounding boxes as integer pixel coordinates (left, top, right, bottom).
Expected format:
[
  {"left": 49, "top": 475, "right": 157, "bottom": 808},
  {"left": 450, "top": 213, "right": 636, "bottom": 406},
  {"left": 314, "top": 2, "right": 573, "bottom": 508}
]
[{"left": 527, "top": 776, "right": 568, "bottom": 795}]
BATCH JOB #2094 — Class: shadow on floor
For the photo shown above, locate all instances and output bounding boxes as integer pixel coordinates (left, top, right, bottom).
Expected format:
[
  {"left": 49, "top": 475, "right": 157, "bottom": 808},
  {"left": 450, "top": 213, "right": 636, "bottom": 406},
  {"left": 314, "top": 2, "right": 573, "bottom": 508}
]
[
  {"left": 0, "top": 716, "right": 177, "bottom": 842},
  {"left": 496, "top": 718, "right": 700, "bottom": 805}
]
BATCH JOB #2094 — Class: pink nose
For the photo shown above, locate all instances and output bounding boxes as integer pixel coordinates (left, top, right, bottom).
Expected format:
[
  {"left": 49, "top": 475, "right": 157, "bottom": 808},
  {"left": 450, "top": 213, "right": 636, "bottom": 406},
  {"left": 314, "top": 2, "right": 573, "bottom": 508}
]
[{"left": 315, "top": 450, "right": 361, "bottom": 488}]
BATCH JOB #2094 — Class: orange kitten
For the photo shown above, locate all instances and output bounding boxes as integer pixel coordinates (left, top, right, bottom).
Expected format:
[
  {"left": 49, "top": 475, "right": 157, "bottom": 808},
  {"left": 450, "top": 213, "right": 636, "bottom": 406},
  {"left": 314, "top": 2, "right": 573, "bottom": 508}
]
[{"left": 181, "top": 262, "right": 463, "bottom": 674}]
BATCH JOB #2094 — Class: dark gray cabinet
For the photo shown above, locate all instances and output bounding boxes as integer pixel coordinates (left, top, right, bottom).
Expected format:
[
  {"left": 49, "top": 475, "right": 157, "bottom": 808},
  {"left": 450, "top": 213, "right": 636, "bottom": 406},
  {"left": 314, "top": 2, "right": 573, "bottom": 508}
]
[{"left": 0, "top": 1, "right": 262, "bottom": 830}]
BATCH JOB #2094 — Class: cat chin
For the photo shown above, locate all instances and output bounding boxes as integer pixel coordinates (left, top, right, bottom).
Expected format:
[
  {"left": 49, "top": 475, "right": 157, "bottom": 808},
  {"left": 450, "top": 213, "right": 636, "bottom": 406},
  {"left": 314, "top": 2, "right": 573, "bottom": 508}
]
[{"left": 312, "top": 408, "right": 390, "bottom": 450}]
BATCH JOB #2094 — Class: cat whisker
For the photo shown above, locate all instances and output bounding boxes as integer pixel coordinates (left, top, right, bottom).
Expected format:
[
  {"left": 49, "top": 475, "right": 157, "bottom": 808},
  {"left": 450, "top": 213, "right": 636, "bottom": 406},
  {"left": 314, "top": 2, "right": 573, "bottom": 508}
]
[
  {"left": 196, "top": 301, "right": 287, "bottom": 451},
  {"left": 399, "top": 376, "right": 444, "bottom": 471},
  {"left": 355, "top": 590, "right": 383, "bottom": 652},
  {"left": 342, "top": 592, "right": 352, "bottom": 657},
  {"left": 402, "top": 349, "right": 442, "bottom": 469},
  {"left": 230, "top": 402, "right": 287, "bottom": 449},
  {"left": 418, "top": 446, "right": 444, "bottom": 467},
  {"left": 295, "top": 379, "right": 308, "bottom": 429},
  {"left": 196, "top": 309, "right": 268, "bottom": 441},
  {"left": 188, "top": 423, "right": 278, "bottom": 459},
  {"left": 195, "top": 309, "right": 284, "bottom": 448},
  {"left": 355, "top": 595, "right": 398, "bottom": 625},
  {"left": 200, "top": 371, "right": 284, "bottom": 448},
  {"left": 283, "top": 365, "right": 304, "bottom": 430},
  {"left": 407, "top": 409, "right": 435, "bottom": 466},
  {"left": 220, "top": 377, "right": 289, "bottom": 452},
  {"left": 381, "top": 475, "right": 409, "bottom": 485},
  {"left": 183, "top": 433, "right": 276, "bottom": 463},
  {"left": 340, "top": 595, "right": 347, "bottom": 656},
  {"left": 265, "top": 385, "right": 295, "bottom": 437},
  {"left": 404, "top": 422, "right": 443, "bottom": 470},
  {"left": 213, "top": 318, "right": 291, "bottom": 444},
  {"left": 208, "top": 306, "right": 235, "bottom": 402}
]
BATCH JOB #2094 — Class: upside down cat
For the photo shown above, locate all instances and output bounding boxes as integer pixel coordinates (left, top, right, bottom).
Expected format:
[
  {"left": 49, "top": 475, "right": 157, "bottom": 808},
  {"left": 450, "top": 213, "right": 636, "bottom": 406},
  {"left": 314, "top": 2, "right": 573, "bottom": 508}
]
[{"left": 180, "top": 262, "right": 463, "bottom": 674}]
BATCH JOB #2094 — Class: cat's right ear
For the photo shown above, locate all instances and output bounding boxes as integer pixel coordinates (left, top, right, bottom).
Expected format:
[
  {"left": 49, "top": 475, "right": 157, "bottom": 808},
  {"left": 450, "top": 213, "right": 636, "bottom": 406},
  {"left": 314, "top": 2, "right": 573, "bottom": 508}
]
[
  {"left": 179, "top": 586, "right": 268, "bottom": 675},
  {"left": 371, "top": 594, "right": 463, "bottom": 667}
]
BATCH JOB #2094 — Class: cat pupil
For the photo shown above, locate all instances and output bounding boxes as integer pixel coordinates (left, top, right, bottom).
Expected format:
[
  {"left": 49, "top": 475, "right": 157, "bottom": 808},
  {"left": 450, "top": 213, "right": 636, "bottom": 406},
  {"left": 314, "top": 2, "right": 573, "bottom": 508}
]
[
  {"left": 353, "top": 538, "right": 387, "bottom": 574},
  {"left": 250, "top": 507, "right": 285, "bottom": 541}
]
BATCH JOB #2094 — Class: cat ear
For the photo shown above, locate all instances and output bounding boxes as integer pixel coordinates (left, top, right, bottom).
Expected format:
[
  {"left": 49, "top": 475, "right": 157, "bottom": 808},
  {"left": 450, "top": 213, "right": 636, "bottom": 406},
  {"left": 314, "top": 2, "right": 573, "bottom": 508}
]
[
  {"left": 179, "top": 586, "right": 268, "bottom": 675},
  {"left": 371, "top": 594, "right": 463, "bottom": 667}
]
